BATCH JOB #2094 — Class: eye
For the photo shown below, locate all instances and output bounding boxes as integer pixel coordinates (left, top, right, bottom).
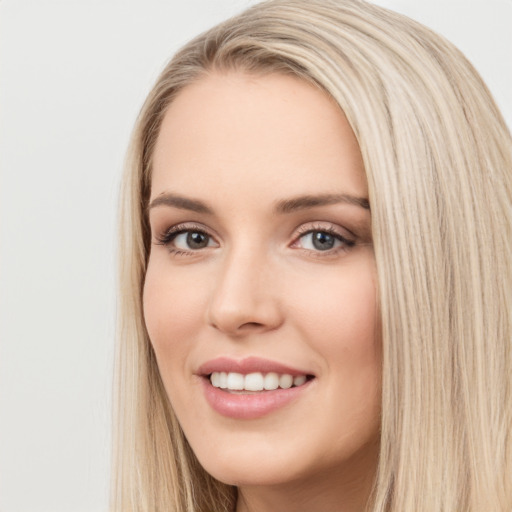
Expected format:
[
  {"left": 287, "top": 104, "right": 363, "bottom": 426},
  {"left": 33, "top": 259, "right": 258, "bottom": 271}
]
[
  {"left": 294, "top": 228, "right": 355, "bottom": 253},
  {"left": 173, "top": 231, "right": 215, "bottom": 250},
  {"left": 155, "top": 224, "right": 219, "bottom": 254}
]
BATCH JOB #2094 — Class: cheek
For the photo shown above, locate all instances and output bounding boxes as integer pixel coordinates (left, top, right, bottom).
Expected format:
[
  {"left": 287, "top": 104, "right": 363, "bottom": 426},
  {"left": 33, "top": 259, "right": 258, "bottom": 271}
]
[
  {"left": 329, "top": 272, "right": 380, "bottom": 382},
  {"left": 290, "top": 259, "right": 378, "bottom": 352},
  {"left": 142, "top": 261, "right": 206, "bottom": 370},
  {"left": 289, "top": 260, "right": 381, "bottom": 411}
]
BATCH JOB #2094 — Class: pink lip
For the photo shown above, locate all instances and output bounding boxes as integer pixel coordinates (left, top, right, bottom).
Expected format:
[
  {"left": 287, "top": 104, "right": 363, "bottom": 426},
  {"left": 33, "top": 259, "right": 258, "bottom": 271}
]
[
  {"left": 197, "top": 356, "right": 314, "bottom": 420},
  {"left": 197, "top": 356, "right": 310, "bottom": 377},
  {"left": 201, "top": 379, "right": 313, "bottom": 420}
]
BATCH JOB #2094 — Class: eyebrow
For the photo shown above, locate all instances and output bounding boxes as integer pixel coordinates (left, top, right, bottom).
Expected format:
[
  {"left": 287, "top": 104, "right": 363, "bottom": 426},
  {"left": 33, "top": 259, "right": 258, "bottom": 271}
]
[
  {"left": 147, "top": 192, "right": 370, "bottom": 214},
  {"left": 148, "top": 193, "right": 214, "bottom": 214},
  {"left": 275, "top": 193, "right": 370, "bottom": 213}
]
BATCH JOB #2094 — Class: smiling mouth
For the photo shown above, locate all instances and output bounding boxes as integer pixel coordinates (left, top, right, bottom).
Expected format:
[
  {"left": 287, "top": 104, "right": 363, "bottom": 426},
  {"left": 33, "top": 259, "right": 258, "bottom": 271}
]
[{"left": 208, "top": 371, "right": 314, "bottom": 393}]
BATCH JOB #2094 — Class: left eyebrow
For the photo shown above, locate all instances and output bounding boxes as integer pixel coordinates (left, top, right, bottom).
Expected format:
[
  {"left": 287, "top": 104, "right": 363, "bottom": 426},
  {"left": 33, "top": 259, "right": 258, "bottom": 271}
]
[{"left": 274, "top": 193, "right": 370, "bottom": 213}]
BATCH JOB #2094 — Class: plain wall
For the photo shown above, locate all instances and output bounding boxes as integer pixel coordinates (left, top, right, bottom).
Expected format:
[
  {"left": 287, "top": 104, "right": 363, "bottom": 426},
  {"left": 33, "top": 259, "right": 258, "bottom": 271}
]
[{"left": 0, "top": 1, "right": 510, "bottom": 511}]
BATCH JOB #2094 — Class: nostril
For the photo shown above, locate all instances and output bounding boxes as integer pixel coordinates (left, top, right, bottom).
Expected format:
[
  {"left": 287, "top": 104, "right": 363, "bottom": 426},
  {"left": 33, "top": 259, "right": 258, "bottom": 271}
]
[{"left": 241, "top": 321, "right": 264, "bottom": 328}]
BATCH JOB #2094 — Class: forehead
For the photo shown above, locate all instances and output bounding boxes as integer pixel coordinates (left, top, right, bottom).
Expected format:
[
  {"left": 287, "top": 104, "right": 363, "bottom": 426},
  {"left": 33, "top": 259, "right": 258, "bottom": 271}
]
[{"left": 151, "top": 71, "right": 367, "bottom": 203}]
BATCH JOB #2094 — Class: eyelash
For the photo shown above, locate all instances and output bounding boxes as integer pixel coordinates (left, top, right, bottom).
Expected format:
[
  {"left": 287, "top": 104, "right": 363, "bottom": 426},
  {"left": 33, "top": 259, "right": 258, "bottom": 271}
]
[
  {"left": 155, "top": 223, "right": 213, "bottom": 256},
  {"left": 293, "top": 224, "right": 356, "bottom": 256},
  {"left": 154, "top": 222, "right": 355, "bottom": 257}
]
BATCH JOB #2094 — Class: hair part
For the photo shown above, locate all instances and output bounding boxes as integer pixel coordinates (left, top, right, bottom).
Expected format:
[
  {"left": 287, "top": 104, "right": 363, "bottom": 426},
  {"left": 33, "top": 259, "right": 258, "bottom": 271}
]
[{"left": 112, "top": 1, "right": 512, "bottom": 510}]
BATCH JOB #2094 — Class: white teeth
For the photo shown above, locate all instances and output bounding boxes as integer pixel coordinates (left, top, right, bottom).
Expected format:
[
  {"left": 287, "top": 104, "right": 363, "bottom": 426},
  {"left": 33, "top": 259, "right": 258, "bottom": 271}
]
[
  {"left": 226, "top": 372, "right": 244, "bottom": 390},
  {"left": 244, "top": 372, "right": 264, "bottom": 391},
  {"left": 210, "top": 371, "right": 308, "bottom": 391},
  {"left": 279, "top": 374, "right": 293, "bottom": 389},
  {"left": 264, "top": 372, "right": 279, "bottom": 390},
  {"left": 293, "top": 375, "right": 307, "bottom": 386},
  {"left": 211, "top": 372, "right": 221, "bottom": 387}
]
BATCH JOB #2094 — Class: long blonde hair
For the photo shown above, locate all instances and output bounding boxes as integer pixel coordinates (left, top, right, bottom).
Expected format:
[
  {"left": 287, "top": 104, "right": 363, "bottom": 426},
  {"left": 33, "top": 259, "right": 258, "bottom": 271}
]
[{"left": 112, "top": 1, "right": 512, "bottom": 510}]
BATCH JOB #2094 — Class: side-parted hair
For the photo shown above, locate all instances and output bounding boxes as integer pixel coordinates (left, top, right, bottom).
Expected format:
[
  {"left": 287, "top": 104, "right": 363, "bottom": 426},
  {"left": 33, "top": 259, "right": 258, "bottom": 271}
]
[{"left": 112, "top": 1, "right": 512, "bottom": 510}]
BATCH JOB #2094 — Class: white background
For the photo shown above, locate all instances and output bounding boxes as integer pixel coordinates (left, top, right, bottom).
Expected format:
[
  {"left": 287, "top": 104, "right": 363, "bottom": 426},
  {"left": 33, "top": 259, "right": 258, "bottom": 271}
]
[{"left": 0, "top": 1, "right": 510, "bottom": 511}]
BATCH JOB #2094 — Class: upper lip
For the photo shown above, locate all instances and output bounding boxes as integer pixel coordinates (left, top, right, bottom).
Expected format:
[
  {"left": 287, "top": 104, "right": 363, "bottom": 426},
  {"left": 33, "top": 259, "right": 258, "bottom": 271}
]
[{"left": 197, "top": 356, "right": 312, "bottom": 377}]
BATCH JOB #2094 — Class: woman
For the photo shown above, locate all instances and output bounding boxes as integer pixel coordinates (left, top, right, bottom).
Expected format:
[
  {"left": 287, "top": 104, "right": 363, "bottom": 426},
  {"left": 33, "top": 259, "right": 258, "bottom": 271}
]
[{"left": 112, "top": 1, "right": 512, "bottom": 510}]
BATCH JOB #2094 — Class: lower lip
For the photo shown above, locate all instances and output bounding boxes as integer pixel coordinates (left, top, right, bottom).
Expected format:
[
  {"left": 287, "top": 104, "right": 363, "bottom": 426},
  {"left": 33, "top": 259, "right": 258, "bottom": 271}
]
[{"left": 201, "top": 378, "right": 312, "bottom": 420}]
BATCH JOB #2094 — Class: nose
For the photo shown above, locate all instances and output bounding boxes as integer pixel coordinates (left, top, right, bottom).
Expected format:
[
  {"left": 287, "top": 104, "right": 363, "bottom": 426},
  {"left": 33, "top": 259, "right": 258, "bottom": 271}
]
[{"left": 206, "top": 246, "right": 283, "bottom": 337}]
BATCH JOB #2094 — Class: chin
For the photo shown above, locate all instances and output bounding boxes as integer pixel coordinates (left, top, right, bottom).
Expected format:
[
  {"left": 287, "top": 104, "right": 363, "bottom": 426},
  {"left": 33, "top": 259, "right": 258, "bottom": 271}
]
[
  {"left": 200, "top": 456, "right": 307, "bottom": 488},
  {"left": 189, "top": 427, "right": 380, "bottom": 489}
]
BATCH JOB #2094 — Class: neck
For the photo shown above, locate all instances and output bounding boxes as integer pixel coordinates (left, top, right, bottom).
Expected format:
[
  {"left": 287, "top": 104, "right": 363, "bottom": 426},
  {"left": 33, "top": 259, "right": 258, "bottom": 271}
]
[{"left": 235, "top": 440, "right": 378, "bottom": 512}]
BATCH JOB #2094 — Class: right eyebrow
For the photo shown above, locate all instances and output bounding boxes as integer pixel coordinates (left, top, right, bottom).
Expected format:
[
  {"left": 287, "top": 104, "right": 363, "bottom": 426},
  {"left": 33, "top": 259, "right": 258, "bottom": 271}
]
[{"left": 147, "top": 193, "right": 214, "bottom": 214}]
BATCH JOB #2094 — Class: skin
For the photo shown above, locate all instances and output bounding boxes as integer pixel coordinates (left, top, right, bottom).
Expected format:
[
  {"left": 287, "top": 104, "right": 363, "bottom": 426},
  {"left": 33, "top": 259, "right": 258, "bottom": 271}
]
[{"left": 144, "top": 71, "right": 382, "bottom": 512}]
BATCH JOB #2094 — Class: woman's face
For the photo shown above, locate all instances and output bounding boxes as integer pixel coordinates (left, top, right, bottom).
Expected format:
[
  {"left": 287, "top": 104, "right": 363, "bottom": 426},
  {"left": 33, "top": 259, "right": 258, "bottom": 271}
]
[{"left": 144, "top": 72, "right": 381, "bottom": 491}]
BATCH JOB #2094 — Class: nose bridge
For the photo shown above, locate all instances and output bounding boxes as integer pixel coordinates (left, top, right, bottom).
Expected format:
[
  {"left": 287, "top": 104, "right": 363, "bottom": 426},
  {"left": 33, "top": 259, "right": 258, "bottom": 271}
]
[{"left": 207, "top": 235, "right": 281, "bottom": 334}]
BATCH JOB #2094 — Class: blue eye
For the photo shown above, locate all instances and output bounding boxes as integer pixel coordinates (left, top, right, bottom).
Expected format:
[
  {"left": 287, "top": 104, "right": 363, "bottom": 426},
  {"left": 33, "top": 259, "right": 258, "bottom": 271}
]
[{"left": 297, "top": 230, "right": 354, "bottom": 252}]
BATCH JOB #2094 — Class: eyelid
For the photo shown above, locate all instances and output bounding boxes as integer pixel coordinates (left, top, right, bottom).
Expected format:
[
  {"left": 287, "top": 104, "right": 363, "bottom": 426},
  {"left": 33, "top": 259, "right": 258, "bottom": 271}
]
[
  {"left": 292, "top": 222, "right": 355, "bottom": 241},
  {"left": 290, "top": 222, "right": 356, "bottom": 253},
  {"left": 154, "top": 222, "right": 219, "bottom": 250},
  {"left": 153, "top": 220, "right": 359, "bottom": 257}
]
